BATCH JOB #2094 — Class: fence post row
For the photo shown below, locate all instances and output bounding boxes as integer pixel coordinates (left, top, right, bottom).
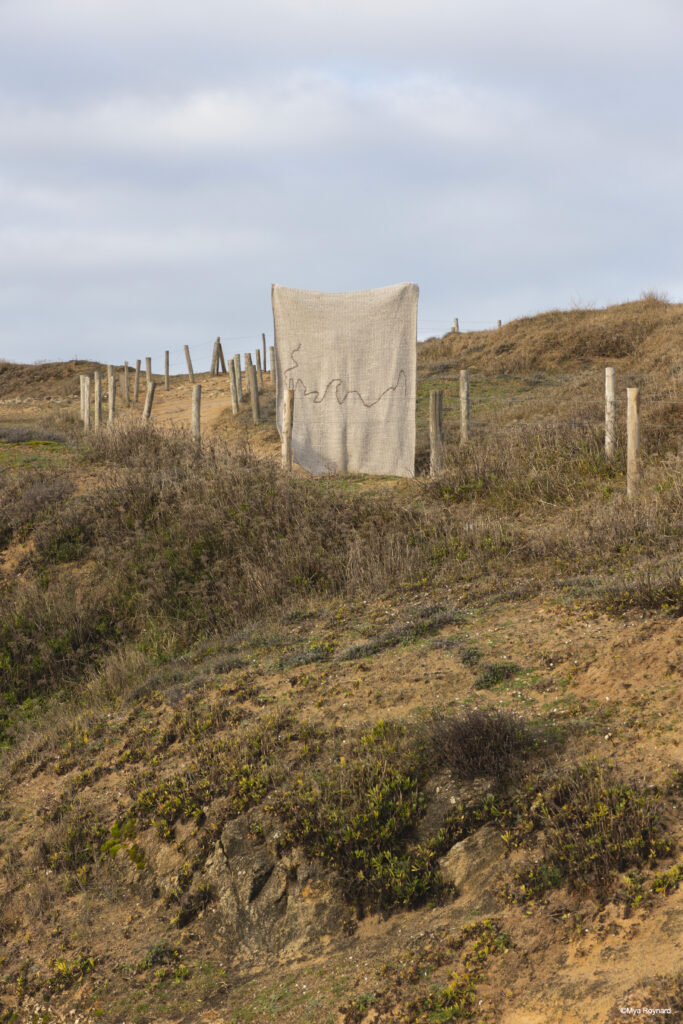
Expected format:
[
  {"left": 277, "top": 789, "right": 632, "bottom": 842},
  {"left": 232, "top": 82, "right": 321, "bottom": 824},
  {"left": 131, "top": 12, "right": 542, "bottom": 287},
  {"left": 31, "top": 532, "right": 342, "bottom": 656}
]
[
  {"left": 605, "top": 366, "right": 616, "bottom": 458},
  {"left": 429, "top": 390, "right": 444, "bottom": 476},
  {"left": 248, "top": 363, "right": 260, "bottom": 423},
  {"left": 142, "top": 382, "right": 156, "bottom": 421},
  {"left": 627, "top": 387, "right": 640, "bottom": 499},
  {"left": 459, "top": 369, "right": 470, "bottom": 445},
  {"left": 282, "top": 386, "right": 294, "bottom": 471},
  {"left": 192, "top": 384, "right": 201, "bottom": 442}
]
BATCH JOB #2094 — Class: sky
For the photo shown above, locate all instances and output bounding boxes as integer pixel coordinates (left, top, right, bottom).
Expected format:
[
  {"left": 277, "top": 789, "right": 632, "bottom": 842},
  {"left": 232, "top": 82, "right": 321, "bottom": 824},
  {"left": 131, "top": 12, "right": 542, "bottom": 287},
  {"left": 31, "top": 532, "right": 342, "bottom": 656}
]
[{"left": 1, "top": 0, "right": 682, "bottom": 372}]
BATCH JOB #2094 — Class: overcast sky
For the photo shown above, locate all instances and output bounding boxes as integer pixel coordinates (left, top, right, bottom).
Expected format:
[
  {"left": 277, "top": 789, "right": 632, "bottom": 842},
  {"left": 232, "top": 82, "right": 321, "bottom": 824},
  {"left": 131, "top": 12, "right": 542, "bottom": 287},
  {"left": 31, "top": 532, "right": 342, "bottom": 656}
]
[{"left": 2, "top": 0, "right": 682, "bottom": 371}]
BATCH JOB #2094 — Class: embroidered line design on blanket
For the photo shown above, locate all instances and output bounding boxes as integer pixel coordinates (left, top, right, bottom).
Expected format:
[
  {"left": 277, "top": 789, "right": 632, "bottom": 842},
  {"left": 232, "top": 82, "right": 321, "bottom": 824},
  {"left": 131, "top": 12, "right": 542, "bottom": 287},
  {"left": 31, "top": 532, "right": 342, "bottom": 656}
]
[{"left": 283, "top": 344, "right": 408, "bottom": 408}]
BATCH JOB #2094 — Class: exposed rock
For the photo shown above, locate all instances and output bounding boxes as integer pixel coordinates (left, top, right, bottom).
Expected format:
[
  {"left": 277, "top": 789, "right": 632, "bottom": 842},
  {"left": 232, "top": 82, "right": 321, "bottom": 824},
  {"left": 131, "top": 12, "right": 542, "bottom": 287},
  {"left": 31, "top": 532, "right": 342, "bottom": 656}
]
[
  {"left": 438, "top": 823, "right": 506, "bottom": 913},
  {"left": 415, "top": 772, "right": 493, "bottom": 843},
  {"left": 205, "top": 812, "right": 348, "bottom": 957}
]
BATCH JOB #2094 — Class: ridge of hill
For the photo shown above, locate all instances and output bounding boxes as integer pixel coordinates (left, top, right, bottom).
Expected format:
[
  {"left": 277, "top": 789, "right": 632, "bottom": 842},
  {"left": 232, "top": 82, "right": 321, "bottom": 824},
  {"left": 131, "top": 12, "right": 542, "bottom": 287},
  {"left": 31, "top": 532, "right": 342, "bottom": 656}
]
[{"left": 420, "top": 296, "right": 683, "bottom": 373}]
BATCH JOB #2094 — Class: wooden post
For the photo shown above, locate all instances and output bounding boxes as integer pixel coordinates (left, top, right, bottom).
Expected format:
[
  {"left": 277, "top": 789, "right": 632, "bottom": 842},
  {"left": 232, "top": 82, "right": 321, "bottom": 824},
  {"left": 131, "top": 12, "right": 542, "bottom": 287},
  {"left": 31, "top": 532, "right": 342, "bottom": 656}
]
[
  {"left": 248, "top": 363, "right": 260, "bottom": 423},
  {"left": 497, "top": 319, "right": 502, "bottom": 329},
  {"left": 134, "top": 360, "right": 141, "bottom": 403},
  {"left": 93, "top": 371, "right": 102, "bottom": 427},
  {"left": 122, "top": 361, "right": 130, "bottom": 407},
  {"left": 459, "top": 369, "right": 470, "bottom": 444},
  {"left": 142, "top": 382, "right": 156, "bottom": 421},
  {"left": 605, "top": 367, "right": 616, "bottom": 458},
  {"left": 234, "top": 354, "right": 242, "bottom": 401},
  {"left": 255, "top": 350, "right": 264, "bottom": 391},
  {"left": 229, "top": 359, "right": 239, "bottom": 415},
  {"left": 262, "top": 333, "right": 267, "bottom": 372},
  {"left": 192, "top": 384, "right": 201, "bottom": 442},
  {"left": 429, "top": 390, "right": 444, "bottom": 476},
  {"left": 83, "top": 376, "right": 91, "bottom": 432},
  {"left": 217, "top": 340, "right": 227, "bottom": 374},
  {"left": 164, "top": 350, "right": 170, "bottom": 391},
  {"left": 627, "top": 387, "right": 640, "bottom": 499},
  {"left": 145, "top": 357, "right": 152, "bottom": 385},
  {"left": 454, "top": 317, "right": 460, "bottom": 333},
  {"left": 108, "top": 376, "right": 116, "bottom": 424},
  {"left": 210, "top": 338, "right": 219, "bottom": 376},
  {"left": 184, "top": 345, "right": 195, "bottom": 383},
  {"left": 80, "top": 375, "right": 87, "bottom": 420},
  {"left": 244, "top": 353, "right": 253, "bottom": 395},
  {"left": 282, "top": 386, "right": 294, "bottom": 470},
  {"left": 269, "top": 346, "right": 275, "bottom": 378},
  {"left": 107, "top": 367, "right": 114, "bottom": 422}
]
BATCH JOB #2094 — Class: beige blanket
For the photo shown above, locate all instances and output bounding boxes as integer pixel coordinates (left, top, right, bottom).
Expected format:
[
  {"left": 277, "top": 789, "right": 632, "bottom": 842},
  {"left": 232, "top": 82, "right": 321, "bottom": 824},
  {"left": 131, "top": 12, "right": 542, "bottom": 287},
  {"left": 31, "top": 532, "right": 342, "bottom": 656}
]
[{"left": 272, "top": 282, "right": 418, "bottom": 477}]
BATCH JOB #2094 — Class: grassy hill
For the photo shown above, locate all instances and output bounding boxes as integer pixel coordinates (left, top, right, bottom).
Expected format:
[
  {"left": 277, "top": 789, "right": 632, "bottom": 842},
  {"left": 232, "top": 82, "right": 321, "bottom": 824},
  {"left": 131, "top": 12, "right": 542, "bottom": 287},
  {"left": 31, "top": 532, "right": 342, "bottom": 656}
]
[{"left": 0, "top": 298, "right": 681, "bottom": 1023}]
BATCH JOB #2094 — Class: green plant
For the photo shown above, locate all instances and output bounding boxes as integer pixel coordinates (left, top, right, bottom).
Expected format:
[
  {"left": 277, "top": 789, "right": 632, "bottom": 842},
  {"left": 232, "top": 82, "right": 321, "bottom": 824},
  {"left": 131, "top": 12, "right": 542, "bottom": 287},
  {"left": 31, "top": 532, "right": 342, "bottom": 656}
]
[
  {"left": 276, "top": 721, "right": 440, "bottom": 912},
  {"left": 473, "top": 662, "right": 521, "bottom": 690}
]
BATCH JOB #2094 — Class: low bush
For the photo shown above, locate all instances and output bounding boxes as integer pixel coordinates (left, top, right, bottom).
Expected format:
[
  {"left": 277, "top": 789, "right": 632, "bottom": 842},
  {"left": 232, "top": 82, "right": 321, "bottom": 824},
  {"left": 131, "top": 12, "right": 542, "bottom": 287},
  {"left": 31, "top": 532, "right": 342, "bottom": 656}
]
[{"left": 430, "top": 709, "right": 536, "bottom": 780}]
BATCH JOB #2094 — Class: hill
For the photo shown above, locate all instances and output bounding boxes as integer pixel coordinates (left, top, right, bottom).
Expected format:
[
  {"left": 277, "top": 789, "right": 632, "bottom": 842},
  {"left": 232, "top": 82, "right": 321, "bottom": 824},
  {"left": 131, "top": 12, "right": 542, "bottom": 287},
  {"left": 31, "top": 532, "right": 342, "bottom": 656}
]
[{"left": 0, "top": 299, "right": 681, "bottom": 1023}]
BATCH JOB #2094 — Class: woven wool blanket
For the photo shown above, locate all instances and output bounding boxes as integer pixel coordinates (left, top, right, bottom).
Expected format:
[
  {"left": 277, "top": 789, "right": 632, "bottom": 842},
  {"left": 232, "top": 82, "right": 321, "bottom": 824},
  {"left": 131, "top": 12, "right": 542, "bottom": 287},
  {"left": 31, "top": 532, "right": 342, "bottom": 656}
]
[{"left": 272, "top": 282, "right": 418, "bottom": 477}]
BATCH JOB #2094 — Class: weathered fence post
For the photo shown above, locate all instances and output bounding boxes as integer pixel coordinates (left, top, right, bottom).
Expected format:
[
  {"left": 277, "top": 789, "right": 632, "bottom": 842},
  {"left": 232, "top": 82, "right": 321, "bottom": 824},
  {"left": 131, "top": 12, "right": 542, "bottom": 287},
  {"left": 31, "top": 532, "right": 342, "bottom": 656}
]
[
  {"left": 497, "top": 319, "right": 502, "bottom": 329},
  {"left": 83, "top": 376, "right": 91, "bottom": 432},
  {"left": 108, "top": 376, "right": 116, "bottom": 424},
  {"left": 192, "top": 384, "right": 201, "bottom": 442},
  {"left": 122, "top": 362, "right": 130, "bottom": 407},
  {"left": 145, "top": 357, "right": 152, "bottom": 386},
  {"left": 134, "top": 360, "right": 141, "bottom": 403},
  {"left": 255, "top": 350, "right": 264, "bottom": 391},
  {"left": 244, "top": 353, "right": 253, "bottom": 395},
  {"left": 234, "top": 354, "right": 243, "bottom": 402},
  {"left": 248, "top": 363, "right": 260, "bottom": 423},
  {"left": 184, "top": 345, "right": 195, "bottom": 383},
  {"left": 605, "top": 367, "right": 616, "bottom": 458},
  {"left": 454, "top": 317, "right": 460, "bottom": 333},
  {"left": 282, "top": 386, "right": 294, "bottom": 470},
  {"left": 107, "top": 367, "right": 114, "bottom": 422},
  {"left": 218, "top": 340, "right": 227, "bottom": 374},
  {"left": 429, "top": 390, "right": 444, "bottom": 476},
  {"left": 93, "top": 371, "right": 102, "bottom": 427},
  {"left": 80, "top": 375, "right": 87, "bottom": 420},
  {"left": 142, "top": 382, "right": 156, "bottom": 421},
  {"left": 459, "top": 369, "right": 470, "bottom": 444},
  {"left": 627, "top": 387, "right": 640, "bottom": 499},
  {"left": 229, "top": 359, "right": 239, "bottom": 415},
  {"left": 164, "top": 351, "right": 170, "bottom": 391},
  {"left": 262, "top": 333, "right": 267, "bottom": 372},
  {"left": 269, "top": 346, "right": 275, "bottom": 379},
  {"left": 210, "top": 338, "right": 220, "bottom": 376}
]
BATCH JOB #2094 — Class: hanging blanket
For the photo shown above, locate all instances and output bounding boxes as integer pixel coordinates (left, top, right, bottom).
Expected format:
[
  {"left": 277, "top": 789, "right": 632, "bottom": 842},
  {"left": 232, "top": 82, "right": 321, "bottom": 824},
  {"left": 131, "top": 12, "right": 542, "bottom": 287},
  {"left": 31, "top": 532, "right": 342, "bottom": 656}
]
[{"left": 272, "top": 282, "right": 418, "bottom": 477}]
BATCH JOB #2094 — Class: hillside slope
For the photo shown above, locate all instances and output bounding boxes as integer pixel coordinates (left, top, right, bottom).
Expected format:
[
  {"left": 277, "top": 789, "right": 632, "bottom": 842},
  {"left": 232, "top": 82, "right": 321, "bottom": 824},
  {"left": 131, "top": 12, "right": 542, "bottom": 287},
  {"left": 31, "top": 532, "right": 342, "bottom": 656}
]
[{"left": 0, "top": 299, "right": 681, "bottom": 1024}]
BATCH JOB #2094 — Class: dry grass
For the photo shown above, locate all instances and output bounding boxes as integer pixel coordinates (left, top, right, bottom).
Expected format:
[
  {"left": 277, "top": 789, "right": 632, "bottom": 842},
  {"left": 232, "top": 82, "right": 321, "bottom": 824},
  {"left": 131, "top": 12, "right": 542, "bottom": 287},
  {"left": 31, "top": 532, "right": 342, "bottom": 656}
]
[{"left": 420, "top": 296, "right": 683, "bottom": 373}]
